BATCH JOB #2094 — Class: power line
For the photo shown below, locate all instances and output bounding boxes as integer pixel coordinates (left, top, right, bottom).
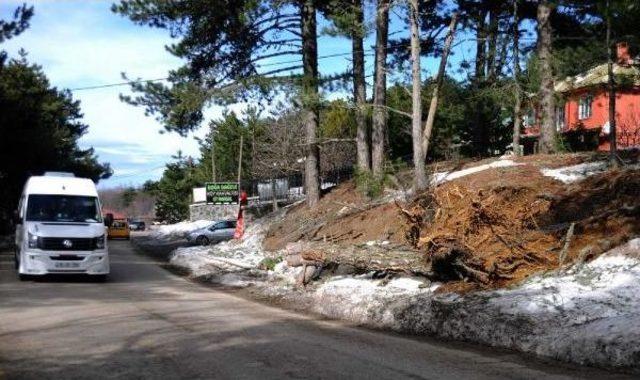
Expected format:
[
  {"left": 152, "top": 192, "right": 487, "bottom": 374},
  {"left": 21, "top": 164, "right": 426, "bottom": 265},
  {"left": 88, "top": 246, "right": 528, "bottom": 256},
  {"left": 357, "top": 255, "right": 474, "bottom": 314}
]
[
  {"left": 68, "top": 31, "right": 606, "bottom": 93},
  {"left": 258, "top": 49, "right": 376, "bottom": 68},
  {"left": 68, "top": 41, "right": 413, "bottom": 92},
  {"left": 69, "top": 77, "right": 169, "bottom": 92}
]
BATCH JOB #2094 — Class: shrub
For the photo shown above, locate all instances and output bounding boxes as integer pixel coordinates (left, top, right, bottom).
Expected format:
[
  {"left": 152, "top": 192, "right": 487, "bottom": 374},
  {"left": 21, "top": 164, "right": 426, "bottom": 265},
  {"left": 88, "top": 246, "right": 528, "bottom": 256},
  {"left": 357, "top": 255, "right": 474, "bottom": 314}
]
[{"left": 258, "top": 257, "right": 282, "bottom": 271}]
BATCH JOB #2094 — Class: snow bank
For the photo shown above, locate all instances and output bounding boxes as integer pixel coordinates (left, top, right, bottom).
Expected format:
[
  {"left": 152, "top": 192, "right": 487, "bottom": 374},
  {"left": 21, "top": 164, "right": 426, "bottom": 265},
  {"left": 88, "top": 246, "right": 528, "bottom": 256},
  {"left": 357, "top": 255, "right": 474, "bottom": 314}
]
[
  {"left": 150, "top": 220, "right": 213, "bottom": 241},
  {"left": 541, "top": 161, "right": 607, "bottom": 183},
  {"left": 169, "top": 220, "right": 267, "bottom": 286},
  {"left": 163, "top": 211, "right": 640, "bottom": 370},
  {"left": 309, "top": 277, "right": 433, "bottom": 326},
  {"left": 303, "top": 239, "right": 640, "bottom": 369},
  {"left": 432, "top": 159, "right": 522, "bottom": 185}
]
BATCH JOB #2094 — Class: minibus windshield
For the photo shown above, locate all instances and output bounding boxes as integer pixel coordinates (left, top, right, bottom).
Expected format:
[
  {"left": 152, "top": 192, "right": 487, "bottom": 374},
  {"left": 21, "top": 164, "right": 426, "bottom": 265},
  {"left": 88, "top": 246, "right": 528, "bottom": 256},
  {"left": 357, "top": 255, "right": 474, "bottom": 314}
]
[{"left": 26, "top": 195, "right": 103, "bottom": 223}]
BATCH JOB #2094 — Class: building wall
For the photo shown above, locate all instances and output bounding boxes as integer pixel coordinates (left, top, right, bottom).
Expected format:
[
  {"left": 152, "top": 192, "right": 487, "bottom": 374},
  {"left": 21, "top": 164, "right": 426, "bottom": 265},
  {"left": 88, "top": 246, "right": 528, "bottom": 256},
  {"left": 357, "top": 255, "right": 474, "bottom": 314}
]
[
  {"left": 564, "top": 88, "right": 640, "bottom": 149},
  {"left": 530, "top": 87, "right": 640, "bottom": 150}
]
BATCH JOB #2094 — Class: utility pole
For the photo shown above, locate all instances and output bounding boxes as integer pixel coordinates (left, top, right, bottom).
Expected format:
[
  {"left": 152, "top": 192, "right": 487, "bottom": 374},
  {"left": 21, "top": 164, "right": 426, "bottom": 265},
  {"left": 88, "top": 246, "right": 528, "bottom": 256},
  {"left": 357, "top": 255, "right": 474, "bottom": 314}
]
[
  {"left": 237, "top": 135, "right": 243, "bottom": 183},
  {"left": 210, "top": 124, "right": 217, "bottom": 182}
]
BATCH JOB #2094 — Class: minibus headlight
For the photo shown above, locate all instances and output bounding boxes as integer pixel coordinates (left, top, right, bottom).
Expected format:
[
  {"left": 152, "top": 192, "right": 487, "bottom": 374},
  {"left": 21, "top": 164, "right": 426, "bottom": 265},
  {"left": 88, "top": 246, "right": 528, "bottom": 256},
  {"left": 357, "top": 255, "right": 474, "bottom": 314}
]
[
  {"left": 95, "top": 235, "right": 106, "bottom": 249},
  {"left": 28, "top": 232, "right": 39, "bottom": 248}
]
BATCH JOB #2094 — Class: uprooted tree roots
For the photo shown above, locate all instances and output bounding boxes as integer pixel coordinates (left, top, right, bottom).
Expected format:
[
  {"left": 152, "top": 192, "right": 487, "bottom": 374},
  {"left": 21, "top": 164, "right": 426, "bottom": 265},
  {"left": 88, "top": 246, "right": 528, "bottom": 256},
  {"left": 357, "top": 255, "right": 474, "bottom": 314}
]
[
  {"left": 399, "top": 168, "right": 640, "bottom": 288},
  {"left": 426, "top": 236, "right": 490, "bottom": 284},
  {"left": 405, "top": 185, "right": 556, "bottom": 287}
]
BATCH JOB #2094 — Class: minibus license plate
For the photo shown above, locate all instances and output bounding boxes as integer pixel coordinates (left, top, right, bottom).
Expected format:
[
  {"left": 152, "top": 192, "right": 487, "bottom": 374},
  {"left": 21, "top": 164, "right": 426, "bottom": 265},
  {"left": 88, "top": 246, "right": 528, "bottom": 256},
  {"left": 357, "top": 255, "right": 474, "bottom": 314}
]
[{"left": 55, "top": 262, "right": 80, "bottom": 269}]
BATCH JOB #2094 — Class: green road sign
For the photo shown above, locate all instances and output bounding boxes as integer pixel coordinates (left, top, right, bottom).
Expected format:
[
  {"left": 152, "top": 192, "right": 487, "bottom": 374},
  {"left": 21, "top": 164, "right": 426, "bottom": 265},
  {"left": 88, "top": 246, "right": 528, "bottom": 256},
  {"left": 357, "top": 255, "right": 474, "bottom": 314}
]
[{"left": 205, "top": 182, "right": 239, "bottom": 205}]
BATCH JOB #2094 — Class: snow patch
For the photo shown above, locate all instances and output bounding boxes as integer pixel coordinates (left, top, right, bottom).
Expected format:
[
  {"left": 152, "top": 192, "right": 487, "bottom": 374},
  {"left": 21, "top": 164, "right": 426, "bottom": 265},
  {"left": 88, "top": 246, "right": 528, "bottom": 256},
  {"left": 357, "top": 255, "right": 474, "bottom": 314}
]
[
  {"left": 541, "top": 161, "right": 607, "bottom": 183},
  {"left": 432, "top": 159, "right": 522, "bottom": 185},
  {"left": 169, "top": 220, "right": 268, "bottom": 286},
  {"left": 150, "top": 220, "right": 213, "bottom": 241}
]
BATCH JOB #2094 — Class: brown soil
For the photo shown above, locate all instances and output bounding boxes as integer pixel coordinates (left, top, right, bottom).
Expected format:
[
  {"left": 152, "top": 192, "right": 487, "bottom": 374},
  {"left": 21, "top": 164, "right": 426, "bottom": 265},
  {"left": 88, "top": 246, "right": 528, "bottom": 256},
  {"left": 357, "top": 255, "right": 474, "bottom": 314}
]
[
  {"left": 424, "top": 152, "right": 596, "bottom": 175},
  {"left": 264, "top": 153, "right": 640, "bottom": 292},
  {"left": 264, "top": 182, "right": 409, "bottom": 251},
  {"left": 402, "top": 165, "right": 640, "bottom": 292}
]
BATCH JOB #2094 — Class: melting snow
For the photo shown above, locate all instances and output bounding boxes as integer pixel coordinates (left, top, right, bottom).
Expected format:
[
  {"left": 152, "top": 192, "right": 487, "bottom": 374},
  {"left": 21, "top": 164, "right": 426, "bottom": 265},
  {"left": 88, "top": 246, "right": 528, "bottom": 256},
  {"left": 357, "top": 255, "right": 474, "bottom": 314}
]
[
  {"left": 168, "top": 220, "right": 267, "bottom": 286},
  {"left": 431, "top": 159, "right": 522, "bottom": 185},
  {"left": 541, "top": 161, "right": 608, "bottom": 183},
  {"left": 163, "top": 212, "right": 640, "bottom": 370},
  {"left": 306, "top": 239, "right": 640, "bottom": 369},
  {"left": 150, "top": 220, "right": 213, "bottom": 241}
]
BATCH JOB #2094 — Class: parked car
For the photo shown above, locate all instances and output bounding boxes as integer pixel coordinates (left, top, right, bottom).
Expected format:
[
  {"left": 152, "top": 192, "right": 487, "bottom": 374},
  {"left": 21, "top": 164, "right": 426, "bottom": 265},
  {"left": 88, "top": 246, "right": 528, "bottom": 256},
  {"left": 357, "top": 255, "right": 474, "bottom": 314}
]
[
  {"left": 108, "top": 219, "right": 130, "bottom": 240},
  {"left": 186, "top": 220, "right": 237, "bottom": 246},
  {"left": 129, "top": 220, "right": 146, "bottom": 231},
  {"left": 14, "top": 172, "right": 109, "bottom": 280}
]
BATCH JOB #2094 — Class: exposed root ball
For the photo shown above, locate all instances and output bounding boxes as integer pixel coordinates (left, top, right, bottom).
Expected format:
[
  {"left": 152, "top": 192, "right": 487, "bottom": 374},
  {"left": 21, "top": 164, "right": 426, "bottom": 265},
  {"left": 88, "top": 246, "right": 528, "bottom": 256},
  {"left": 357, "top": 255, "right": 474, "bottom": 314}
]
[
  {"left": 399, "top": 168, "right": 640, "bottom": 288},
  {"left": 427, "top": 237, "right": 489, "bottom": 284}
]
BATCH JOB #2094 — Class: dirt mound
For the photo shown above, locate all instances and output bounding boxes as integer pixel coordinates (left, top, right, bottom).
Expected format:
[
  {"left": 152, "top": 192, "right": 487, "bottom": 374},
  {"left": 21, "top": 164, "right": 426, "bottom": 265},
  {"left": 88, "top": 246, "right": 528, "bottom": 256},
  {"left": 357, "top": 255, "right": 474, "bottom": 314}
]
[
  {"left": 401, "top": 167, "right": 640, "bottom": 291},
  {"left": 544, "top": 168, "right": 640, "bottom": 262},
  {"left": 263, "top": 154, "right": 640, "bottom": 292},
  {"left": 264, "top": 181, "right": 409, "bottom": 251}
]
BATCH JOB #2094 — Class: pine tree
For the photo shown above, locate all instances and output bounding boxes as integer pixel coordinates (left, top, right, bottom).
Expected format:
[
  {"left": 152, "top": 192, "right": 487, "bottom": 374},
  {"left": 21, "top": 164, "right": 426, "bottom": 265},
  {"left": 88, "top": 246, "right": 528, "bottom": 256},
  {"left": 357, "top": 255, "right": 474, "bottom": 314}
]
[
  {"left": 537, "top": 0, "right": 556, "bottom": 153},
  {"left": 0, "top": 56, "right": 111, "bottom": 231},
  {"left": 113, "top": 0, "right": 326, "bottom": 206},
  {"left": 371, "top": 0, "right": 390, "bottom": 177},
  {"left": 408, "top": 0, "right": 427, "bottom": 190}
]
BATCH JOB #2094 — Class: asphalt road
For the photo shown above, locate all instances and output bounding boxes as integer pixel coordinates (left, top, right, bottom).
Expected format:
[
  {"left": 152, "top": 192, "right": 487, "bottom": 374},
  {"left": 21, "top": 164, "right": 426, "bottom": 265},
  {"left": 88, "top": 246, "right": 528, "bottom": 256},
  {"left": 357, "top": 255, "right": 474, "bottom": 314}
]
[{"left": 0, "top": 240, "right": 632, "bottom": 380}]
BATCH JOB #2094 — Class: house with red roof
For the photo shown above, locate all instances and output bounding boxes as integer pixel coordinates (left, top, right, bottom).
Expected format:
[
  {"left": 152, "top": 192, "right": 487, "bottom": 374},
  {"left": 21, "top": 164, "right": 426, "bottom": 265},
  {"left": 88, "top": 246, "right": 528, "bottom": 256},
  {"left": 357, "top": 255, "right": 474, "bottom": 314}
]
[{"left": 523, "top": 42, "right": 640, "bottom": 153}]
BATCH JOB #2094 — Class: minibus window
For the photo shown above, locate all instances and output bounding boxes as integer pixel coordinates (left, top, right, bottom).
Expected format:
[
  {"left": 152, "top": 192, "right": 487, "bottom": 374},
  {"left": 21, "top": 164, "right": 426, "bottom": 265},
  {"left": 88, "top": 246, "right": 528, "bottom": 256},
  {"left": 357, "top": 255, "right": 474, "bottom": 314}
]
[{"left": 26, "top": 195, "right": 103, "bottom": 223}]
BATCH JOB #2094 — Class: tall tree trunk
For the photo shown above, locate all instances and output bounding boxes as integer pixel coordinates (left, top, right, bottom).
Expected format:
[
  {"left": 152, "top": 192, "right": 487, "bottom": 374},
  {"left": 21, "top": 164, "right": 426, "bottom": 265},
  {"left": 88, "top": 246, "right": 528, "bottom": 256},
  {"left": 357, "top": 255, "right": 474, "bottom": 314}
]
[
  {"left": 409, "top": 0, "right": 427, "bottom": 190},
  {"left": 512, "top": 0, "right": 522, "bottom": 156},
  {"left": 537, "top": 0, "right": 556, "bottom": 154},
  {"left": 486, "top": 8, "right": 499, "bottom": 82},
  {"left": 495, "top": 34, "right": 510, "bottom": 77},
  {"left": 301, "top": 0, "right": 320, "bottom": 207},
  {"left": 474, "top": 9, "right": 488, "bottom": 81},
  {"left": 472, "top": 8, "right": 488, "bottom": 156},
  {"left": 606, "top": 0, "right": 618, "bottom": 165},
  {"left": 371, "top": 0, "right": 390, "bottom": 177},
  {"left": 352, "top": 0, "right": 369, "bottom": 172},
  {"left": 422, "top": 13, "right": 458, "bottom": 162}
]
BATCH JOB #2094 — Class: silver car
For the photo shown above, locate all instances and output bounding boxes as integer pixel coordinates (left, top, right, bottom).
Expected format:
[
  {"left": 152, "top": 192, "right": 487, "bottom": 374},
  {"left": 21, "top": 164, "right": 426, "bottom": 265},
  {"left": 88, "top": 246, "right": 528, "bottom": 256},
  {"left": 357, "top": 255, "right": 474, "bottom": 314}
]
[{"left": 186, "top": 220, "right": 237, "bottom": 246}]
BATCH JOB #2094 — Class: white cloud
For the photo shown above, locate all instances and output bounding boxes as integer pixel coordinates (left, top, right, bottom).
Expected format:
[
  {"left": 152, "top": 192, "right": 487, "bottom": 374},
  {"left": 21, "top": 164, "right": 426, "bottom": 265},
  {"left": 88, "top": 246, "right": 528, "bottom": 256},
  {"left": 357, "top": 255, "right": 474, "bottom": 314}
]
[
  {"left": 0, "top": 0, "right": 217, "bottom": 187},
  {"left": 1, "top": 0, "right": 398, "bottom": 187}
]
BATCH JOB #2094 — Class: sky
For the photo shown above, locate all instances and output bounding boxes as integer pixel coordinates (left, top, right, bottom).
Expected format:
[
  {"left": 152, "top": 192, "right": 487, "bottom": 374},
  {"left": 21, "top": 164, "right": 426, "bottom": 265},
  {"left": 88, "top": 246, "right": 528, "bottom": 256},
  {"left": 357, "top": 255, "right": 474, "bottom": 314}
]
[{"left": 1, "top": 0, "right": 478, "bottom": 189}]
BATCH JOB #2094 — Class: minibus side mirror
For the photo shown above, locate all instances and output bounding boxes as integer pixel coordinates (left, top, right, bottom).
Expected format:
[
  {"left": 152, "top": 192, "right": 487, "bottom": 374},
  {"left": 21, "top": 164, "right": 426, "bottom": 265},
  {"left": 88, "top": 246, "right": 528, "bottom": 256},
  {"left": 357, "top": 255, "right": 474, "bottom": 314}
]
[
  {"left": 104, "top": 214, "right": 113, "bottom": 227},
  {"left": 13, "top": 210, "right": 22, "bottom": 225}
]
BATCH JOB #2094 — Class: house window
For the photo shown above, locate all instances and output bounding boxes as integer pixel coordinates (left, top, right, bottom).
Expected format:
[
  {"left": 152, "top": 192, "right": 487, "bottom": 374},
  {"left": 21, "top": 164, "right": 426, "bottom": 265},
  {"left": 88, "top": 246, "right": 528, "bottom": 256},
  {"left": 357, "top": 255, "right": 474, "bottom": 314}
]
[
  {"left": 524, "top": 109, "right": 536, "bottom": 127},
  {"left": 579, "top": 95, "right": 593, "bottom": 119},
  {"left": 556, "top": 103, "right": 565, "bottom": 131}
]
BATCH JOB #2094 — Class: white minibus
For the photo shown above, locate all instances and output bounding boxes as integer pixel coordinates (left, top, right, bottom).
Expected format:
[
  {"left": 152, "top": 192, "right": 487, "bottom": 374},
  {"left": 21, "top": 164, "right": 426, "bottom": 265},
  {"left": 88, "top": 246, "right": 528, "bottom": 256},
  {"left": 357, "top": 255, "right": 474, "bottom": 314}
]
[{"left": 14, "top": 172, "right": 109, "bottom": 280}]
